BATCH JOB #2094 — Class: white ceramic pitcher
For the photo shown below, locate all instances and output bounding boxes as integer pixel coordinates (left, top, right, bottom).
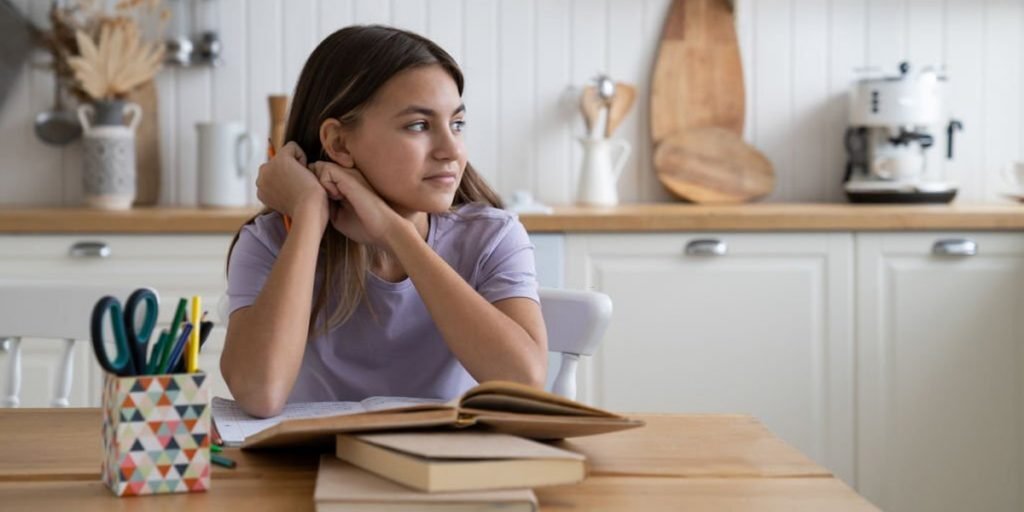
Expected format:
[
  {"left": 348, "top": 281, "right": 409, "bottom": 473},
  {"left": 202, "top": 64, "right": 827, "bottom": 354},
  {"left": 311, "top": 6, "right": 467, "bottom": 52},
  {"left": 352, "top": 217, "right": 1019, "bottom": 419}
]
[
  {"left": 576, "top": 137, "right": 631, "bottom": 206},
  {"left": 196, "top": 121, "right": 257, "bottom": 207}
]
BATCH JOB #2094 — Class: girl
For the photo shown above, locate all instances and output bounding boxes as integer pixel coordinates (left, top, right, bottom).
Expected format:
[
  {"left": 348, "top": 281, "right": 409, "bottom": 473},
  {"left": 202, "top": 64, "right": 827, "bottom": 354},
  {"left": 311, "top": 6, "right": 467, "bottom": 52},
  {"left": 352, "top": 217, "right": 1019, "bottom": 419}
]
[{"left": 222, "top": 25, "right": 547, "bottom": 418}]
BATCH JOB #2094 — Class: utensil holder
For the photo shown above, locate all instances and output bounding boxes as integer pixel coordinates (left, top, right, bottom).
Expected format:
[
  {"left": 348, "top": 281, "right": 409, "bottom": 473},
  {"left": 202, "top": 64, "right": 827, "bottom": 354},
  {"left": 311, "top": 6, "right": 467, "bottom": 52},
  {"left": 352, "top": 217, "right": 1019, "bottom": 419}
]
[{"left": 101, "top": 372, "right": 211, "bottom": 497}]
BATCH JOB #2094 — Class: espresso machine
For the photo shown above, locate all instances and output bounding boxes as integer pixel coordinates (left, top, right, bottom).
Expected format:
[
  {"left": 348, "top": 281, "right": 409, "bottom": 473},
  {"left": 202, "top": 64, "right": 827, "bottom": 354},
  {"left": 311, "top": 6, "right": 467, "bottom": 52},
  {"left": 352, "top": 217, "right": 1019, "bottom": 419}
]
[{"left": 844, "top": 61, "right": 963, "bottom": 203}]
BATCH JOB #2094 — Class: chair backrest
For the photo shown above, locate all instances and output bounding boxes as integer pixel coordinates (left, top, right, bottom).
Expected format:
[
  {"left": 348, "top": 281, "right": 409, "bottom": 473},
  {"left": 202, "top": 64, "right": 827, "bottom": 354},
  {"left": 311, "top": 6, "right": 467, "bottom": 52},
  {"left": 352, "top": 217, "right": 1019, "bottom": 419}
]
[
  {"left": 0, "top": 285, "right": 132, "bottom": 407},
  {"left": 539, "top": 287, "right": 613, "bottom": 400}
]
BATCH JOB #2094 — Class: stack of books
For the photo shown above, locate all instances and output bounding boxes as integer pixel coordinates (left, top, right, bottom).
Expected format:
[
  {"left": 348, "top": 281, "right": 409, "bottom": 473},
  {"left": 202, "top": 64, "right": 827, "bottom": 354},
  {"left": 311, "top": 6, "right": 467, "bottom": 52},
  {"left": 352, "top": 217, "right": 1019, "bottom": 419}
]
[
  {"left": 215, "top": 381, "right": 642, "bottom": 511},
  {"left": 315, "top": 431, "right": 586, "bottom": 511}
]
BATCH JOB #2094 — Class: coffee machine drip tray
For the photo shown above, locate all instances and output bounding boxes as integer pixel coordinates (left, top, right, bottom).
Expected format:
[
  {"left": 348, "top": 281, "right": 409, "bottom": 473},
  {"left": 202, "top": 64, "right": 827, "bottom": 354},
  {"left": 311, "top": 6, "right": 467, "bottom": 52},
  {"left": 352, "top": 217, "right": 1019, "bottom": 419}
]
[{"left": 844, "top": 180, "right": 958, "bottom": 204}]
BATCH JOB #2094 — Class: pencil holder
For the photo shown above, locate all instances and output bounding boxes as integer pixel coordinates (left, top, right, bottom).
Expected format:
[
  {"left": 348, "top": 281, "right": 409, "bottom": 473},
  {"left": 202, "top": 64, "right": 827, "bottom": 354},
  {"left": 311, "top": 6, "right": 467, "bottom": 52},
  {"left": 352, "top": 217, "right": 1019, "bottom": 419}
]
[{"left": 101, "top": 372, "right": 211, "bottom": 497}]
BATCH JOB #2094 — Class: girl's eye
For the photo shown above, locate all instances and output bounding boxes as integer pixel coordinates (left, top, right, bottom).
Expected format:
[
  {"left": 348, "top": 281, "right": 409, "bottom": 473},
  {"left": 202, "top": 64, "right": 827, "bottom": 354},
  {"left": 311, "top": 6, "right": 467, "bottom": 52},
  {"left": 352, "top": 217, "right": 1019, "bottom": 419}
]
[
  {"left": 452, "top": 120, "right": 466, "bottom": 133},
  {"left": 407, "top": 121, "right": 428, "bottom": 132}
]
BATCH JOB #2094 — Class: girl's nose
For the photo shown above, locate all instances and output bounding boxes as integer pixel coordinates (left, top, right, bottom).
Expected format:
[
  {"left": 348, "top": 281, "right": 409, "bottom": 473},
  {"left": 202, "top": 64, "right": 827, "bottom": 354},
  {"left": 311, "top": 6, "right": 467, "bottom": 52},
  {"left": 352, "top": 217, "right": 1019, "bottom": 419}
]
[{"left": 432, "top": 127, "right": 464, "bottom": 162}]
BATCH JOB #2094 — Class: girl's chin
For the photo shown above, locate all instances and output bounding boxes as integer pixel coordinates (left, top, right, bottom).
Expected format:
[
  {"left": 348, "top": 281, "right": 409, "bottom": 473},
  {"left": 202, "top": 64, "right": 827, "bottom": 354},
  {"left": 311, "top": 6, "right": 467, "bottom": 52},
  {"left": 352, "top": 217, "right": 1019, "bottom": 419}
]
[{"left": 393, "top": 195, "right": 457, "bottom": 215}]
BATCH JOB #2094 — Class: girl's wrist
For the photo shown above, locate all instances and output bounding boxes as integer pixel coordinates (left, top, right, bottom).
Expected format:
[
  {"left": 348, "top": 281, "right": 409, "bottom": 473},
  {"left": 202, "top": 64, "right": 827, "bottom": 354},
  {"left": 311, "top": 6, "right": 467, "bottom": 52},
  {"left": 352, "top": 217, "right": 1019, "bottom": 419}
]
[
  {"left": 381, "top": 214, "right": 420, "bottom": 253},
  {"left": 291, "top": 195, "right": 328, "bottom": 229}
]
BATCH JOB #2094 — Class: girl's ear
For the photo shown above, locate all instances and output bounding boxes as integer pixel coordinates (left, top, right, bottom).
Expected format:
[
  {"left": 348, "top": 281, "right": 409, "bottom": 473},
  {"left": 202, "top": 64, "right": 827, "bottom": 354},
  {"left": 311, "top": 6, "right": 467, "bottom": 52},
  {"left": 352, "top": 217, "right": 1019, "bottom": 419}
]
[{"left": 319, "top": 118, "right": 356, "bottom": 167}]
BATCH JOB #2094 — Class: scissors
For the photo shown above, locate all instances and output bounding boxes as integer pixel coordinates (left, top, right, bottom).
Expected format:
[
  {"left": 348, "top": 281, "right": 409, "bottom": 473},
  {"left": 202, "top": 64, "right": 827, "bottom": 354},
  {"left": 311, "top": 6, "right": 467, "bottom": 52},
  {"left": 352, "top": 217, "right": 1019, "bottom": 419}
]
[{"left": 90, "top": 288, "right": 160, "bottom": 376}]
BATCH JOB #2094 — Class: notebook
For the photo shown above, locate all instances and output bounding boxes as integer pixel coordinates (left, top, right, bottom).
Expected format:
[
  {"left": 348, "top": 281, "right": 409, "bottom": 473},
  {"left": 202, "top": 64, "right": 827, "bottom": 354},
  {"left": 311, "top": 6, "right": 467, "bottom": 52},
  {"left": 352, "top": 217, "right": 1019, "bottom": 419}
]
[
  {"left": 314, "top": 455, "right": 538, "bottom": 512},
  {"left": 213, "top": 380, "right": 644, "bottom": 449},
  {"left": 335, "top": 431, "right": 586, "bottom": 492},
  {"left": 212, "top": 396, "right": 444, "bottom": 447}
]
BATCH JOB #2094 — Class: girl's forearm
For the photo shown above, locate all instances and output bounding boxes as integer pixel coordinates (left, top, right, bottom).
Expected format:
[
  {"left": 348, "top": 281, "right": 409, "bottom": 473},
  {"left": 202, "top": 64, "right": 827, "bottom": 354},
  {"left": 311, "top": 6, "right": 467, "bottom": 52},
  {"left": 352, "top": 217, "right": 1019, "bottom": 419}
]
[
  {"left": 221, "top": 207, "right": 325, "bottom": 417},
  {"left": 386, "top": 221, "right": 547, "bottom": 388}
]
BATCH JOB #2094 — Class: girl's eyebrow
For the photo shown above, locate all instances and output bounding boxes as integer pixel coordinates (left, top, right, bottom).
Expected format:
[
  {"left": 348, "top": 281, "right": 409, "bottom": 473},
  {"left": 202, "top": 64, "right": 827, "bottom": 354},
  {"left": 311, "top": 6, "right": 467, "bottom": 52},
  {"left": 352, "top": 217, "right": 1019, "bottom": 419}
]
[{"left": 394, "top": 104, "right": 466, "bottom": 118}]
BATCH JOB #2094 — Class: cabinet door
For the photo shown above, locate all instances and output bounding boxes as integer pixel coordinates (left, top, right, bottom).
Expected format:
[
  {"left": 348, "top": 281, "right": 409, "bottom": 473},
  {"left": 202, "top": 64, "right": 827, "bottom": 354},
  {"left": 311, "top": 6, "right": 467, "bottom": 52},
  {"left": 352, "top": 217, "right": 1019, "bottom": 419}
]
[
  {"left": 565, "top": 232, "right": 854, "bottom": 483},
  {"left": 0, "top": 235, "right": 235, "bottom": 406},
  {"left": 856, "top": 233, "right": 1024, "bottom": 512}
]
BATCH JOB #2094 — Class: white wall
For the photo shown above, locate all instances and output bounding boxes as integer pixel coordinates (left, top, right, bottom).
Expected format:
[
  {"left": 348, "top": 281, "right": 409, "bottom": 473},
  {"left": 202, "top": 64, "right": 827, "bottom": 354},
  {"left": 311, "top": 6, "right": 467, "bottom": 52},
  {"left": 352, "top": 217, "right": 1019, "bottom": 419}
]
[{"left": 0, "top": 0, "right": 1021, "bottom": 206}]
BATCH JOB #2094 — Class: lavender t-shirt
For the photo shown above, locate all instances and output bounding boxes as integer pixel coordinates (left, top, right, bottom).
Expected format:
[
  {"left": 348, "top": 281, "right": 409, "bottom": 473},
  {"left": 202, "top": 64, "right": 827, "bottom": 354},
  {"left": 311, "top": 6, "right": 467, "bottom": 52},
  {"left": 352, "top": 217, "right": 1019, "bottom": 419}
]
[{"left": 226, "top": 203, "right": 539, "bottom": 403}]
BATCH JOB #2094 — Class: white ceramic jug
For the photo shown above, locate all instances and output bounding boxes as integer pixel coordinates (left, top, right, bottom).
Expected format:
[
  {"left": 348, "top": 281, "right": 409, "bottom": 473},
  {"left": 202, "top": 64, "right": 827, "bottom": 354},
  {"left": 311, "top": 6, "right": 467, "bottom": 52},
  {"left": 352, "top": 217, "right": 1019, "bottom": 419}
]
[
  {"left": 576, "top": 137, "right": 631, "bottom": 206},
  {"left": 196, "top": 122, "right": 257, "bottom": 207}
]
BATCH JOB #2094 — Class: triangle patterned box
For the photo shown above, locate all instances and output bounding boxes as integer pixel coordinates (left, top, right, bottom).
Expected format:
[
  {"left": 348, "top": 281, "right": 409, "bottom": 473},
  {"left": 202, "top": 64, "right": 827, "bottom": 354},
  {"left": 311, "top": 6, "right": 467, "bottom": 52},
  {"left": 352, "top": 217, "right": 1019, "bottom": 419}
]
[{"left": 101, "top": 372, "right": 211, "bottom": 497}]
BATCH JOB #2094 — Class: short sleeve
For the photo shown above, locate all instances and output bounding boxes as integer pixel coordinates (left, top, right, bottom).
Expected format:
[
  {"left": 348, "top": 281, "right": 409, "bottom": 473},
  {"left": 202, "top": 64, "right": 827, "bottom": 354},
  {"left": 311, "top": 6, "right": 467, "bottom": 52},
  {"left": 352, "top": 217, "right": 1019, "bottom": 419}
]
[
  {"left": 475, "top": 217, "right": 540, "bottom": 304},
  {"left": 226, "top": 216, "right": 282, "bottom": 315}
]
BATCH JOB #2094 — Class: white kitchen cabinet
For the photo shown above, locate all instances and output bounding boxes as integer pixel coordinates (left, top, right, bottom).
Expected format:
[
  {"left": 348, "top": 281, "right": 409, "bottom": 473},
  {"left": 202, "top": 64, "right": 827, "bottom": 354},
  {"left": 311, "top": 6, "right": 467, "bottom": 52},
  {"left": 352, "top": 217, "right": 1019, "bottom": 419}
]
[
  {"left": 565, "top": 232, "right": 855, "bottom": 484},
  {"left": 0, "top": 235, "right": 235, "bottom": 407},
  {"left": 856, "top": 232, "right": 1024, "bottom": 512}
]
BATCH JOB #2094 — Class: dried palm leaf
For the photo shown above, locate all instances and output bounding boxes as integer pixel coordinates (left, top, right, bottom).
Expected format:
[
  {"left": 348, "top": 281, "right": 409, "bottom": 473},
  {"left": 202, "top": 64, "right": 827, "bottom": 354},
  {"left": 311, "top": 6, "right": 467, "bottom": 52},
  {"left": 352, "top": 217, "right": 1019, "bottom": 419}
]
[{"left": 67, "top": 19, "right": 164, "bottom": 101}]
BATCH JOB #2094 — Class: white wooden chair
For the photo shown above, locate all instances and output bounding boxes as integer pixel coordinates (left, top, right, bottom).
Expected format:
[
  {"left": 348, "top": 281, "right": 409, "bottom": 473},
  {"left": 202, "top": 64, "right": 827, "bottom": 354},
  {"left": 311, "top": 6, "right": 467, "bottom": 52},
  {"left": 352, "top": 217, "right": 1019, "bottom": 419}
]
[
  {"left": 0, "top": 285, "right": 128, "bottom": 407},
  {"left": 217, "top": 287, "right": 613, "bottom": 401},
  {"left": 539, "top": 287, "right": 613, "bottom": 400}
]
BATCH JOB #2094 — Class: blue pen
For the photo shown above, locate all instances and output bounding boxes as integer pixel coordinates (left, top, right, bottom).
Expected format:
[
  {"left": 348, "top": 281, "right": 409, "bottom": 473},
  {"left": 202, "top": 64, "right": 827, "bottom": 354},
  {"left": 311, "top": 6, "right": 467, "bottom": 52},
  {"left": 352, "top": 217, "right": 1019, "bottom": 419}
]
[{"left": 162, "top": 322, "right": 193, "bottom": 374}]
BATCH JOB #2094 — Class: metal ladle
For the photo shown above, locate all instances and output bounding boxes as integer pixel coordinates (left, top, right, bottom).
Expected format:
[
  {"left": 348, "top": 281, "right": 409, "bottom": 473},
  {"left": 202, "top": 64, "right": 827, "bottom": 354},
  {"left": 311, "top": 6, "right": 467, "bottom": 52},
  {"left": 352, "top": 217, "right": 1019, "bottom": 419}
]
[
  {"left": 34, "top": 72, "right": 82, "bottom": 146},
  {"left": 596, "top": 74, "right": 616, "bottom": 105}
]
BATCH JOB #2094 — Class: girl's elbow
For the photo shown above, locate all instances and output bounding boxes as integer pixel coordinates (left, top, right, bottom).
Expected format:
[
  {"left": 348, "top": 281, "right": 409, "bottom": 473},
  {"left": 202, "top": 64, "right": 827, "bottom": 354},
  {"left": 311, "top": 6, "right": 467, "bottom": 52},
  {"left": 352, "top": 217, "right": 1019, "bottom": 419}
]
[
  {"left": 523, "top": 360, "right": 547, "bottom": 390},
  {"left": 241, "top": 395, "right": 286, "bottom": 419},
  {"left": 233, "top": 384, "right": 289, "bottom": 418},
  {"left": 221, "top": 361, "right": 288, "bottom": 418}
]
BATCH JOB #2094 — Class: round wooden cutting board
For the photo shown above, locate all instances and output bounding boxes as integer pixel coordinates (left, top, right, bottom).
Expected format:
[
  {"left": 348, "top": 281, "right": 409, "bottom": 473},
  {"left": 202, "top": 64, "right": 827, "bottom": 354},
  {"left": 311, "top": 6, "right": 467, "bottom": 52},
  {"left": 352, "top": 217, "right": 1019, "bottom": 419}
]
[{"left": 654, "top": 127, "right": 774, "bottom": 203}]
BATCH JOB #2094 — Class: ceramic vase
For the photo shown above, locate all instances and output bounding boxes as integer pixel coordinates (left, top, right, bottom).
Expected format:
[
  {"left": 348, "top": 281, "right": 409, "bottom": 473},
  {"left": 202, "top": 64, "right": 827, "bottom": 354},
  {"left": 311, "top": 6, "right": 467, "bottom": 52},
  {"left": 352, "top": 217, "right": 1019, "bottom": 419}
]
[{"left": 77, "top": 100, "right": 142, "bottom": 210}]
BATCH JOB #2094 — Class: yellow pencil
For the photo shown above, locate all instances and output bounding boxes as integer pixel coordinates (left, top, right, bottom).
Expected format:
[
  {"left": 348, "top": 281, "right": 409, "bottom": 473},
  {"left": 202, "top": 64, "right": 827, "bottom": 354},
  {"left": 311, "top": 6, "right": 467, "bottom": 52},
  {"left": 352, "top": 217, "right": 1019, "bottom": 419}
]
[{"left": 188, "top": 295, "right": 201, "bottom": 373}]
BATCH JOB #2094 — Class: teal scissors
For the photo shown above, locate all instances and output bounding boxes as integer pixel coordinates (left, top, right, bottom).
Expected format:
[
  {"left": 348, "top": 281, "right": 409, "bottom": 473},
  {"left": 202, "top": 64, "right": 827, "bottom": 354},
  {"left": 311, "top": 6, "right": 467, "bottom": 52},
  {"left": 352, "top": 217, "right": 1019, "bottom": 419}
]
[{"left": 90, "top": 288, "right": 160, "bottom": 376}]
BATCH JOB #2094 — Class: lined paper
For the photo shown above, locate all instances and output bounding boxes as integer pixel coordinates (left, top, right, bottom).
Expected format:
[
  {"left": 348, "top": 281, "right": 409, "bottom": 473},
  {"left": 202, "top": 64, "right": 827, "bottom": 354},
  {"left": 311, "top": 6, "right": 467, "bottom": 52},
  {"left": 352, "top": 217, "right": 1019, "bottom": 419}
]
[{"left": 211, "top": 396, "right": 444, "bottom": 447}]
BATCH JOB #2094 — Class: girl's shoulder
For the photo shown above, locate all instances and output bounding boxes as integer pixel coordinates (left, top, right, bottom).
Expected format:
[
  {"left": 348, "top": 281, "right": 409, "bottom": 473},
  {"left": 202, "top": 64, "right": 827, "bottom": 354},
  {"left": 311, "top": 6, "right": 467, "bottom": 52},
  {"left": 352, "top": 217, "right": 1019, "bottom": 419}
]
[
  {"left": 239, "top": 210, "right": 288, "bottom": 253},
  {"left": 433, "top": 202, "right": 526, "bottom": 251},
  {"left": 437, "top": 202, "right": 520, "bottom": 233}
]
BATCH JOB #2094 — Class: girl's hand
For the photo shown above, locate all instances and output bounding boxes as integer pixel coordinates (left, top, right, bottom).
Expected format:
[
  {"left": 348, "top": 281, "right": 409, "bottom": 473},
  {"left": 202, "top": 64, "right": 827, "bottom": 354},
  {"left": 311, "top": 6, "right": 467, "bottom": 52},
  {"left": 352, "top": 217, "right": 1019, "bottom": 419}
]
[
  {"left": 255, "top": 142, "right": 328, "bottom": 230},
  {"left": 308, "top": 160, "right": 405, "bottom": 249}
]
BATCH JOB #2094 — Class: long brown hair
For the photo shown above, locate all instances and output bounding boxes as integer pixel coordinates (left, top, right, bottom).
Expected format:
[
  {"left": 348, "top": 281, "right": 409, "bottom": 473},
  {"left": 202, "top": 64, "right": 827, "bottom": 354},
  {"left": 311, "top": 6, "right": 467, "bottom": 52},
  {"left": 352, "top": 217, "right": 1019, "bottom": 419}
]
[{"left": 228, "top": 25, "right": 502, "bottom": 333}]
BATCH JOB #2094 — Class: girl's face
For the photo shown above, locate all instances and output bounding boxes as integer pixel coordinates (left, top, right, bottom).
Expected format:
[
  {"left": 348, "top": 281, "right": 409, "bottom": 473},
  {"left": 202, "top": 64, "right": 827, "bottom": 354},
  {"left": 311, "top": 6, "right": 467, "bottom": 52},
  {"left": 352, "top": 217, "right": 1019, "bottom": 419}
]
[{"left": 345, "top": 64, "right": 468, "bottom": 216}]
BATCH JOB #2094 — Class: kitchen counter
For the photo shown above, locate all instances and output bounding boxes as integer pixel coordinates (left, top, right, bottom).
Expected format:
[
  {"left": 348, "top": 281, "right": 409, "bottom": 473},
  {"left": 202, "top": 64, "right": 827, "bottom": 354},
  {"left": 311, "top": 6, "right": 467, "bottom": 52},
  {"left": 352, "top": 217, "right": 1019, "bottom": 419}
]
[{"left": 0, "top": 203, "right": 1022, "bottom": 233}]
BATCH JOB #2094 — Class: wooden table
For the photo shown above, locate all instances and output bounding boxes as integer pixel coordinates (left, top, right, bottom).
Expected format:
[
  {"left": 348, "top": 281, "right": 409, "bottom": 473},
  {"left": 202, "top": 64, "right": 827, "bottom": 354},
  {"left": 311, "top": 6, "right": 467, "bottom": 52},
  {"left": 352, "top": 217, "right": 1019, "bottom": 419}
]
[{"left": 0, "top": 409, "right": 879, "bottom": 511}]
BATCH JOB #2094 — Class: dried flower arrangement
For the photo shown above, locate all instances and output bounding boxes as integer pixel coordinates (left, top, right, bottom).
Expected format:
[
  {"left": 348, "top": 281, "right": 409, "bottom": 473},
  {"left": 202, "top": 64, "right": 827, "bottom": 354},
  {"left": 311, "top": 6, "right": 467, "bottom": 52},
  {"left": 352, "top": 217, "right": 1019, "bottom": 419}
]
[{"left": 37, "top": 0, "right": 169, "bottom": 102}]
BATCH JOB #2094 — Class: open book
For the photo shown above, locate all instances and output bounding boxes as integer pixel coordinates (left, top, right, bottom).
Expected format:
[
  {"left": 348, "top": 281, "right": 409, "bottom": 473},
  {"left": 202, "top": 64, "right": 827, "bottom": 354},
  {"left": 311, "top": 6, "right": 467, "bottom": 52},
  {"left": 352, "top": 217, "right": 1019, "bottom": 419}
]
[{"left": 212, "top": 380, "right": 644, "bottom": 449}]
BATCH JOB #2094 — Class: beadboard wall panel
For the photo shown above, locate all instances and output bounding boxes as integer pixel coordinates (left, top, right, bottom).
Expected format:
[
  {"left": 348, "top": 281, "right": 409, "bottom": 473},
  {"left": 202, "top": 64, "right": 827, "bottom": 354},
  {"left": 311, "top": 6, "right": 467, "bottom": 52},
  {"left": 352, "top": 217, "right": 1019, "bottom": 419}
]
[{"left": 1, "top": 0, "right": 1022, "bottom": 207}]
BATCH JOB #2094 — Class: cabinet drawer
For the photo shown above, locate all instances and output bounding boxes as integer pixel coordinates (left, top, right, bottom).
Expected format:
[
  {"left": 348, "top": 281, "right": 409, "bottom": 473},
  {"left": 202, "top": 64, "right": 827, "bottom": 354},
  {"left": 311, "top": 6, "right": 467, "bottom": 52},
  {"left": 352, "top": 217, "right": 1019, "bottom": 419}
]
[{"left": 0, "top": 235, "right": 234, "bottom": 324}]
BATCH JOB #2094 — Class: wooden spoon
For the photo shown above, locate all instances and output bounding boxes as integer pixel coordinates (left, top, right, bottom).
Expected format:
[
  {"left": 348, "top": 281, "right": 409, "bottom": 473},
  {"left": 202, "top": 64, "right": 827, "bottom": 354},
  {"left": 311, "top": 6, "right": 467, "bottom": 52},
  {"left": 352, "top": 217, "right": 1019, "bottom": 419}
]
[
  {"left": 604, "top": 83, "right": 636, "bottom": 138},
  {"left": 579, "top": 85, "right": 604, "bottom": 137},
  {"left": 653, "top": 127, "right": 774, "bottom": 203}
]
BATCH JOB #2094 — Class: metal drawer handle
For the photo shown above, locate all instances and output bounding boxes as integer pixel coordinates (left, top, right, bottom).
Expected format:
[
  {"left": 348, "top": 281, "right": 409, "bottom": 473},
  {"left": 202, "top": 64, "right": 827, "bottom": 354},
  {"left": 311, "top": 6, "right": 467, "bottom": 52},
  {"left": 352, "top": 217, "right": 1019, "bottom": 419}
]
[
  {"left": 685, "top": 239, "right": 728, "bottom": 256},
  {"left": 68, "top": 241, "right": 111, "bottom": 259},
  {"left": 932, "top": 239, "right": 977, "bottom": 257}
]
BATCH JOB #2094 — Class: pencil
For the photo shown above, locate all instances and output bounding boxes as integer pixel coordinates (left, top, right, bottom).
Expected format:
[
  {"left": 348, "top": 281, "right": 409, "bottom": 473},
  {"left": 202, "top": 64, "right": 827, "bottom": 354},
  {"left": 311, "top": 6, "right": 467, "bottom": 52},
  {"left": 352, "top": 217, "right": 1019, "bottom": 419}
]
[
  {"left": 267, "top": 139, "right": 293, "bottom": 232},
  {"left": 187, "top": 295, "right": 200, "bottom": 373}
]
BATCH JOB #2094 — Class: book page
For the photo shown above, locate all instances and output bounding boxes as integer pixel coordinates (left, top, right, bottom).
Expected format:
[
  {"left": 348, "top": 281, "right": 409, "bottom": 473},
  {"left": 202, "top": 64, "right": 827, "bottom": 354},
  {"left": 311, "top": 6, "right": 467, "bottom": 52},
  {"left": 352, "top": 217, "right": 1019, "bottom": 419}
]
[
  {"left": 212, "top": 397, "right": 367, "bottom": 446},
  {"left": 212, "top": 396, "right": 449, "bottom": 446},
  {"left": 359, "top": 395, "right": 447, "bottom": 412}
]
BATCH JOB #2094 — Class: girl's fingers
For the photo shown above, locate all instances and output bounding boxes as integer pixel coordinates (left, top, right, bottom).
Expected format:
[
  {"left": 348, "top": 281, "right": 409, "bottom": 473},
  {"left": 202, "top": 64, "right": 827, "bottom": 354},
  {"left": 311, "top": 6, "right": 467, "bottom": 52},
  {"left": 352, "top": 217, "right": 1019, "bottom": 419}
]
[
  {"left": 313, "top": 161, "right": 366, "bottom": 194},
  {"left": 310, "top": 161, "right": 346, "bottom": 200},
  {"left": 280, "top": 141, "right": 308, "bottom": 166}
]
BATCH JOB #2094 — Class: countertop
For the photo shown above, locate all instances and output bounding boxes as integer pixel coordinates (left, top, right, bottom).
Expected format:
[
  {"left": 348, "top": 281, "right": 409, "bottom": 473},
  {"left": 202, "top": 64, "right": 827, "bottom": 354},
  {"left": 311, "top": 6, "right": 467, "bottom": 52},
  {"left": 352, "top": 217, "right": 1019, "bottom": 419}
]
[{"left": 0, "top": 203, "right": 1022, "bottom": 233}]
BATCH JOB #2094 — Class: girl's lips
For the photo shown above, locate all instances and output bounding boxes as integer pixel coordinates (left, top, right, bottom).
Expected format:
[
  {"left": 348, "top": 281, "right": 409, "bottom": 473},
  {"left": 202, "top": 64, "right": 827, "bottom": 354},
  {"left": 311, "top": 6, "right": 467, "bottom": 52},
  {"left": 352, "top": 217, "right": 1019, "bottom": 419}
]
[{"left": 424, "top": 175, "right": 457, "bottom": 186}]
